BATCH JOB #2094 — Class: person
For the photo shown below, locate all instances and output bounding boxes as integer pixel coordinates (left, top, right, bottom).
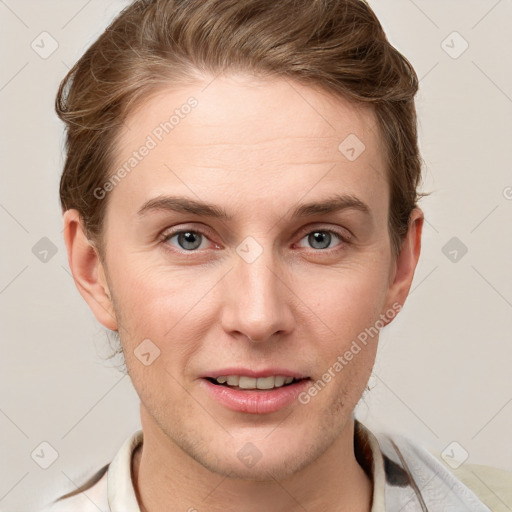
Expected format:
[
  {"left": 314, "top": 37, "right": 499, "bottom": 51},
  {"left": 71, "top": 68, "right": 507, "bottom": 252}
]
[{"left": 36, "top": 0, "right": 510, "bottom": 511}]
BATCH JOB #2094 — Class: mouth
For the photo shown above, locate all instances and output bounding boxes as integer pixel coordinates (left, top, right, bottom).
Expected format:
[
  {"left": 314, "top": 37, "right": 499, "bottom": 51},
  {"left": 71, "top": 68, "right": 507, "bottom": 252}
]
[
  {"left": 200, "top": 372, "right": 312, "bottom": 414},
  {"left": 204, "top": 375, "right": 307, "bottom": 391}
]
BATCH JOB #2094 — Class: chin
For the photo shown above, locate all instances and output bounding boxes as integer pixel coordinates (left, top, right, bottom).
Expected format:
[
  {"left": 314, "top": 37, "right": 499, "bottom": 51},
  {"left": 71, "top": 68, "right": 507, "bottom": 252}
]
[
  {"left": 206, "top": 449, "right": 317, "bottom": 482},
  {"left": 196, "top": 430, "right": 330, "bottom": 482}
]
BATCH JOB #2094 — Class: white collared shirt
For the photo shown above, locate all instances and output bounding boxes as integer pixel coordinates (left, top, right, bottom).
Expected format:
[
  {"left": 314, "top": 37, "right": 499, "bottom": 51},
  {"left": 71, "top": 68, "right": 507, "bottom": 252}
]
[{"left": 36, "top": 420, "right": 509, "bottom": 511}]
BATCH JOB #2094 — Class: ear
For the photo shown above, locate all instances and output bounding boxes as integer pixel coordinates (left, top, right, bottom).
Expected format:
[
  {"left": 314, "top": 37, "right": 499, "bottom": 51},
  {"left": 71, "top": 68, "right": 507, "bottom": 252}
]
[
  {"left": 381, "top": 208, "right": 424, "bottom": 322},
  {"left": 62, "top": 209, "right": 118, "bottom": 331}
]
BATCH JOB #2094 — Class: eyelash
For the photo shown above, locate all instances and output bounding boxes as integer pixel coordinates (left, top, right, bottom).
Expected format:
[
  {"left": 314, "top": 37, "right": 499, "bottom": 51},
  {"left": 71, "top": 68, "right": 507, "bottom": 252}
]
[{"left": 159, "top": 226, "right": 351, "bottom": 255}]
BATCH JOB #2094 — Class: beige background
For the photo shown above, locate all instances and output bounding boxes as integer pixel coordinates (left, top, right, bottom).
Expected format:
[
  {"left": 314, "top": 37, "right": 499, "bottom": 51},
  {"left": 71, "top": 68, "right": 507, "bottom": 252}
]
[{"left": 0, "top": 1, "right": 511, "bottom": 510}]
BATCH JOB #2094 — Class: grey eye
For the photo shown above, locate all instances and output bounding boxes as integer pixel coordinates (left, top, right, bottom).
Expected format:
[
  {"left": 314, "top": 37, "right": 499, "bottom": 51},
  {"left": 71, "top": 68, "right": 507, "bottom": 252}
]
[
  {"left": 169, "top": 231, "right": 204, "bottom": 251},
  {"left": 307, "top": 231, "right": 336, "bottom": 250}
]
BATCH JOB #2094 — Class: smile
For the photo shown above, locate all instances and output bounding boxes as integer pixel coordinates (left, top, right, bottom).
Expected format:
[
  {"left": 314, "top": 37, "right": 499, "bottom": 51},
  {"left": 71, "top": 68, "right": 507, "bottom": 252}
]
[
  {"left": 201, "top": 376, "right": 312, "bottom": 414},
  {"left": 207, "top": 375, "right": 300, "bottom": 390}
]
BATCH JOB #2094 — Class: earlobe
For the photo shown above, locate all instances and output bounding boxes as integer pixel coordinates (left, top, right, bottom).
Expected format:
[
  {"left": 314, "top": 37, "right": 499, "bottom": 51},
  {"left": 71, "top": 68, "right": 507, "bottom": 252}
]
[
  {"left": 62, "top": 209, "right": 118, "bottom": 331},
  {"left": 382, "top": 208, "right": 424, "bottom": 322}
]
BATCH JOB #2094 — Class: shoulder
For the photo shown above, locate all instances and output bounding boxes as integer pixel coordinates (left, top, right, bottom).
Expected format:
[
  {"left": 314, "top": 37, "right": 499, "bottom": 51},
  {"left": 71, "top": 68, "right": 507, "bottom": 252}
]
[
  {"left": 32, "top": 429, "right": 143, "bottom": 512},
  {"left": 430, "top": 452, "right": 512, "bottom": 512},
  {"left": 33, "top": 465, "right": 109, "bottom": 512},
  {"left": 372, "top": 429, "right": 491, "bottom": 511}
]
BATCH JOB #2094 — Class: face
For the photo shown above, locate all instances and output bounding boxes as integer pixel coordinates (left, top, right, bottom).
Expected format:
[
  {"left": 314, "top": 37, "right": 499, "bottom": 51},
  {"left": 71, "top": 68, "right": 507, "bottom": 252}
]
[{"left": 75, "top": 74, "right": 418, "bottom": 480}]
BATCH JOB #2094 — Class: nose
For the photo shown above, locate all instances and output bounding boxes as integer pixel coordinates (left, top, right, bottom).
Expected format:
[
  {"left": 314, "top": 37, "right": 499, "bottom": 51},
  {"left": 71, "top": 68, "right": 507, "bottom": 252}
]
[{"left": 219, "top": 245, "right": 295, "bottom": 344}]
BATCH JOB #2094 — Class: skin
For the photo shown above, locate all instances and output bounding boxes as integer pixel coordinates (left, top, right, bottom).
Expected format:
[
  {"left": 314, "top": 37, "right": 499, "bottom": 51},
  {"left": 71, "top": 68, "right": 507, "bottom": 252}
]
[{"left": 64, "top": 74, "right": 423, "bottom": 512}]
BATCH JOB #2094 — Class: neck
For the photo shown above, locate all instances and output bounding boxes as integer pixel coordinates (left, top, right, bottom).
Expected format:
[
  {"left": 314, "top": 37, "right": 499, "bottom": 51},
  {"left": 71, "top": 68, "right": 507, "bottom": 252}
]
[{"left": 132, "top": 409, "right": 373, "bottom": 512}]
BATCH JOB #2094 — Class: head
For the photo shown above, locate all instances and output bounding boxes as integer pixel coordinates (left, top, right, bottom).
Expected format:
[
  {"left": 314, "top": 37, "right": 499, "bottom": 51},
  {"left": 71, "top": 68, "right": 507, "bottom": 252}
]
[{"left": 59, "top": 0, "right": 424, "bottom": 480}]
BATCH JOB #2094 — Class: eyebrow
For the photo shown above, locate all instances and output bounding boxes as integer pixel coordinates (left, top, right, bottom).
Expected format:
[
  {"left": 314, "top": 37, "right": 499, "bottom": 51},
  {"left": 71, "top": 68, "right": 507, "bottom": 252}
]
[{"left": 136, "top": 193, "right": 371, "bottom": 220}]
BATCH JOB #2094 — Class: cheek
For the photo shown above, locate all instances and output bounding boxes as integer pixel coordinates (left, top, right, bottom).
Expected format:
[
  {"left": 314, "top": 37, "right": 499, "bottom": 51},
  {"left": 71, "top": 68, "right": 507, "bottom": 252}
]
[
  {"left": 109, "top": 265, "right": 217, "bottom": 373},
  {"left": 305, "top": 263, "right": 391, "bottom": 335},
  {"left": 298, "top": 264, "right": 389, "bottom": 397},
  {"left": 109, "top": 263, "right": 198, "bottom": 329}
]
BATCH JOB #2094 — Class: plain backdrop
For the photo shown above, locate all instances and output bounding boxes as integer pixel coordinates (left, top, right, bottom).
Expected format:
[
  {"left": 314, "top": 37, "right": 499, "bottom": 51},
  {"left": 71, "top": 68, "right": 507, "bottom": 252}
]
[{"left": 0, "top": 1, "right": 511, "bottom": 511}]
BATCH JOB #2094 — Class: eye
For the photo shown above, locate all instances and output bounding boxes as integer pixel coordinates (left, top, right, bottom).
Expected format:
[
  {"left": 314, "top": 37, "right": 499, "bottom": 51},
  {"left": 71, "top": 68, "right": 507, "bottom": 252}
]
[
  {"left": 296, "top": 229, "right": 349, "bottom": 251},
  {"left": 162, "top": 229, "right": 214, "bottom": 251}
]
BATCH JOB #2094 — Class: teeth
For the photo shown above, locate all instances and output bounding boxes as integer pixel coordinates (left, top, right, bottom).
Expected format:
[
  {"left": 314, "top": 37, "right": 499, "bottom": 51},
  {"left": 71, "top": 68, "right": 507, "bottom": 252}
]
[
  {"left": 239, "top": 376, "right": 257, "bottom": 389},
  {"left": 226, "top": 375, "right": 239, "bottom": 386},
  {"left": 274, "top": 376, "right": 286, "bottom": 387},
  {"left": 256, "top": 376, "right": 275, "bottom": 390},
  {"left": 214, "top": 375, "right": 298, "bottom": 389}
]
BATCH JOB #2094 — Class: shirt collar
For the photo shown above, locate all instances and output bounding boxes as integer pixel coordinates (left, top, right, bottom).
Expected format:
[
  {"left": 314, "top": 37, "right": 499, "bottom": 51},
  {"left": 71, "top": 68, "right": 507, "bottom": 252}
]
[
  {"left": 107, "top": 429, "right": 142, "bottom": 511},
  {"left": 354, "top": 419, "right": 387, "bottom": 512}
]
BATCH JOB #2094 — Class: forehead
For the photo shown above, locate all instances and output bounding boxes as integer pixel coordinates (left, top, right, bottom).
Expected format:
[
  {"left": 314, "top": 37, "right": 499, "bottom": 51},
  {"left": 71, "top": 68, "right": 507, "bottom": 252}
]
[{"left": 108, "top": 74, "right": 388, "bottom": 221}]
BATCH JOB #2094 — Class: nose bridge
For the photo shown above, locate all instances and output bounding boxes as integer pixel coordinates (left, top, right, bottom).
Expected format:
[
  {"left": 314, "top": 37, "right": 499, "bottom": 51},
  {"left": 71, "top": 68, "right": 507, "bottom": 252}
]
[{"left": 223, "top": 236, "right": 292, "bottom": 342}]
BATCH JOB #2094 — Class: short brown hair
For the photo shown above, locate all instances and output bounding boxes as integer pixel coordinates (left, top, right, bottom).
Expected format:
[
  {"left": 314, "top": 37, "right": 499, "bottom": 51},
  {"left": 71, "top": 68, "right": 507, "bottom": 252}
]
[{"left": 56, "top": 0, "right": 424, "bottom": 257}]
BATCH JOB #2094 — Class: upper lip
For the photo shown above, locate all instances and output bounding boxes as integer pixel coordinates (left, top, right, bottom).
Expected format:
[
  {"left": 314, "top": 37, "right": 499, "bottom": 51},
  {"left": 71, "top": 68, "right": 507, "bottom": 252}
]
[{"left": 201, "top": 368, "right": 310, "bottom": 379}]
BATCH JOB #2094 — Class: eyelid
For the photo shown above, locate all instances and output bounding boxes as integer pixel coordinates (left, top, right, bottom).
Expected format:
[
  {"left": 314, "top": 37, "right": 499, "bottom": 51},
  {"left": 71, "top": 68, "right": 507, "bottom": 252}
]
[
  {"left": 159, "top": 224, "right": 218, "bottom": 250},
  {"left": 295, "top": 223, "right": 353, "bottom": 242}
]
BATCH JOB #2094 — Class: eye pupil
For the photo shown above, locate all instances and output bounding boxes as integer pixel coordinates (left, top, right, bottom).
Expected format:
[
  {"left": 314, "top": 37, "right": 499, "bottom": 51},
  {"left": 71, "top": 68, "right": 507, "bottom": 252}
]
[
  {"left": 309, "top": 231, "right": 331, "bottom": 250},
  {"left": 179, "top": 231, "right": 202, "bottom": 250}
]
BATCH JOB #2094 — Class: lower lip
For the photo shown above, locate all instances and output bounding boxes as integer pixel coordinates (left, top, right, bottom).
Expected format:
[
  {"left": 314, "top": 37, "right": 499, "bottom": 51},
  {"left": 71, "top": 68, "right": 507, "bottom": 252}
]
[{"left": 200, "top": 378, "right": 311, "bottom": 414}]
